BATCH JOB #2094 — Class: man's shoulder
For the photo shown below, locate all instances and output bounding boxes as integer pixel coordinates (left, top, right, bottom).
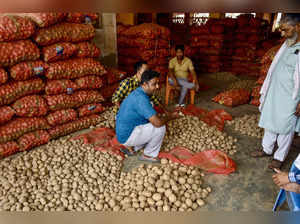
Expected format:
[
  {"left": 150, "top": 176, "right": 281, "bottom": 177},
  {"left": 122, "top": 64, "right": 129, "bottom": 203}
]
[
  {"left": 184, "top": 57, "right": 192, "bottom": 63},
  {"left": 120, "top": 76, "right": 133, "bottom": 85},
  {"left": 170, "top": 57, "right": 177, "bottom": 63}
]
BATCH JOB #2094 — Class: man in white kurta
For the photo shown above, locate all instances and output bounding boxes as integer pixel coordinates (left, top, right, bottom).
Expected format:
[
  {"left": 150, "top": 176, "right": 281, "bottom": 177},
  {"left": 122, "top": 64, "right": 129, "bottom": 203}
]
[{"left": 251, "top": 14, "right": 300, "bottom": 169}]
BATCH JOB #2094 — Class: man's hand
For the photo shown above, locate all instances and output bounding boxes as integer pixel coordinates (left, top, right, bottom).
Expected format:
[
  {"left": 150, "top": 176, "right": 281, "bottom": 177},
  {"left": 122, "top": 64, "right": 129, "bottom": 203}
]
[
  {"left": 295, "top": 103, "right": 300, "bottom": 116},
  {"left": 195, "top": 82, "right": 199, "bottom": 92},
  {"left": 282, "top": 182, "right": 300, "bottom": 193},
  {"left": 272, "top": 168, "right": 290, "bottom": 187}
]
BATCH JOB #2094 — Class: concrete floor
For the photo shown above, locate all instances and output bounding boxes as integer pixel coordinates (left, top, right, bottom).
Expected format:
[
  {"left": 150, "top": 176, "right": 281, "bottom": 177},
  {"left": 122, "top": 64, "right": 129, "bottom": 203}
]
[{"left": 121, "top": 73, "right": 300, "bottom": 211}]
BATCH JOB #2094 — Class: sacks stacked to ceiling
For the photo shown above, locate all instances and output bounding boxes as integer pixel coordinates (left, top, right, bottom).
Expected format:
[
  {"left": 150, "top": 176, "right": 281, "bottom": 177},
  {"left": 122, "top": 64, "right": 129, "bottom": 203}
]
[
  {"left": 0, "top": 13, "right": 110, "bottom": 159},
  {"left": 230, "top": 14, "right": 270, "bottom": 77},
  {"left": 250, "top": 44, "right": 282, "bottom": 107},
  {"left": 190, "top": 19, "right": 225, "bottom": 73},
  {"left": 117, "top": 23, "right": 171, "bottom": 83}
]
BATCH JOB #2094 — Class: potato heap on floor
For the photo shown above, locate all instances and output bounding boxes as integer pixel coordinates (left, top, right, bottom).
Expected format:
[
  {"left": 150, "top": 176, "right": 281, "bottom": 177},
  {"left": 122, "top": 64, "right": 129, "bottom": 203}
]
[
  {"left": 226, "top": 114, "right": 263, "bottom": 138},
  {"left": 162, "top": 115, "right": 237, "bottom": 155},
  {"left": 0, "top": 138, "right": 210, "bottom": 211}
]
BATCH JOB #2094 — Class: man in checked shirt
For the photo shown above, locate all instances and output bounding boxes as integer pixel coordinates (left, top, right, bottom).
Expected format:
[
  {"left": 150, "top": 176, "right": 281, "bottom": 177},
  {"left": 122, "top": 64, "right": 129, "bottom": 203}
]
[{"left": 112, "top": 61, "right": 167, "bottom": 114}]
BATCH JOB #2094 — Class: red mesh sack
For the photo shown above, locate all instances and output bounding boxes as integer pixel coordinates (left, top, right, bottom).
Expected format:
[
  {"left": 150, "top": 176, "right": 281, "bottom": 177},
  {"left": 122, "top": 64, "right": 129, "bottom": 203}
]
[
  {"left": 66, "top": 13, "right": 99, "bottom": 25},
  {"left": 250, "top": 17, "right": 262, "bottom": 28},
  {"left": 46, "top": 109, "right": 77, "bottom": 126},
  {"left": 210, "top": 24, "right": 224, "bottom": 34},
  {"left": 10, "top": 61, "right": 48, "bottom": 81},
  {"left": 0, "top": 78, "right": 45, "bottom": 106},
  {"left": 250, "top": 98, "right": 260, "bottom": 106},
  {"left": 18, "top": 130, "right": 50, "bottom": 151},
  {"left": 20, "top": 13, "right": 66, "bottom": 28},
  {"left": 74, "top": 75, "right": 104, "bottom": 90},
  {"left": 100, "top": 83, "right": 119, "bottom": 100},
  {"left": 210, "top": 40, "right": 223, "bottom": 49},
  {"left": 0, "top": 141, "right": 19, "bottom": 159},
  {"left": 158, "top": 147, "right": 236, "bottom": 175},
  {"left": 248, "top": 34, "right": 261, "bottom": 43},
  {"left": 49, "top": 114, "right": 100, "bottom": 139},
  {"left": 198, "top": 47, "right": 222, "bottom": 55},
  {"left": 256, "top": 76, "right": 265, "bottom": 85},
  {"left": 190, "top": 24, "right": 210, "bottom": 35},
  {"left": 45, "top": 90, "right": 104, "bottom": 111},
  {"left": 251, "top": 85, "right": 261, "bottom": 97},
  {"left": 46, "top": 58, "right": 107, "bottom": 80},
  {"left": 261, "top": 44, "right": 281, "bottom": 64},
  {"left": 117, "top": 37, "right": 169, "bottom": 50},
  {"left": 0, "top": 117, "right": 50, "bottom": 144},
  {"left": 12, "top": 95, "right": 48, "bottom": 117},
  {"left": 0, "top": 106, "right": 15, "bottom": 125},
  {"left": 34, "top": 23, "right": 95, "bottom": 46},
  {"left": 72, "top": 127, "right": 125, "bottom": 159},
  {"left": 0, "top": 40, "right": 40, "bottom": 67},
  {"left": 237, "top": 14, "right": 252, "bottom": 27},
  {"left": 43, "top": 42, "right": 77, "bottom": 62},
  {"left": 0, "top": 15, "right": 35, "bottom": 42},
  {"left": 212, "top": 89, "right": 251, "bottom": 107},
  {"left": 75, "top": 42, "right": 101, "bottom": 58},
  {"left": 122, "top": 23, "right": 170, "bottom": 40},
  {"left": 77, "top": 103, "right": 105, "bottom": 117},
  {"left": 0, "top": 68, "right": 8, "bottom": 84},
  {"left": 190, "top": 37, "right": 209, "bottom": 47},
  {"left": 45, "top": 79, "right": 78, "bottom": 95},
  {"left": 118, "top": 48, "right": 169, "bottom": 61},
  {"left": 106, "top": 68, "right": 127, "bottom": 85}
]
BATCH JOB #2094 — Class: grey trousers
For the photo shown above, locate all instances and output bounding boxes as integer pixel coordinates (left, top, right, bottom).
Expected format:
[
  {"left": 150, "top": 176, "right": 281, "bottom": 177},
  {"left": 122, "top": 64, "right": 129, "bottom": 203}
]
[{"left": 168, "top": 77, "right": 195, "bottom": 104}]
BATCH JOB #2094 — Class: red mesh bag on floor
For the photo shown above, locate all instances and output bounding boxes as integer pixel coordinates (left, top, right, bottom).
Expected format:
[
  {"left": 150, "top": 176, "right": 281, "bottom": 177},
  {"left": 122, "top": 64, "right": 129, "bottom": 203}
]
[
  {"left": 212, "top": 89, "right": 251, "bottom": 107},
  {"left": 74, "top": 75, "right": 104, "bottom": 90},
  {"left": 12, "top": 95, "right": 48, "bottom": 117},
  {"left": 0, "top": 68, "right": 8, "bottom": 84},
  {"left": 0, "top": 141, "right": 19, "bottom": 159},
  {"left": 18, "top": 130, "right": 50, "bottom": 151},
  {"left": 46, "top": 58, "right": 107, "bottom": 80},
  {"left": 0, "top": 15, "right": 35, "bottom": 42},
  {"left": 77, "top": 103, "right": 106, "bottom": 117},
  {"left": 34, "top": 23, "right": 95, "bottom": 46},
  {"left": 0, "top": 117, "right": 50, "bottom": 144},
  {"left": 45, "top": 90, "right": 104, "bottom": 111},
  {"left": 72, "top": 127, "right": 125, "bottom": 159},
  {"left": 20, "top": 13, "right": 66, "bottom": 28},
  {"left": 251, "top": 85, "right": 261, "bottom": 97},
  {"left": 76, "top": 42, "right": 101, "bottom": 58},
  {"left": 0, "top": 40, "right": 40, "bottom": 67},
  {"left": 43, "top": 42, "right": 77, "bottom": 62},
  {"left": 0, "top": 106, "right": 15, "bottom": 125},
  {"left": 10, "top": 61, "right": 48, "bottom": 81},
  {"left": 0, "top": 78, "right": 45, "bottom": 106},
  {"left": 47, "top": 109, "right": 77, "bottom": 126},
  {"left": 45, "top": 79, "right": 78, "bottom": 95},
  {"left": 49, "top": 114, "right": 100, "bottom": 139},
  {"left": 158, "top": 147, "right": 236, "bottom": 174}
]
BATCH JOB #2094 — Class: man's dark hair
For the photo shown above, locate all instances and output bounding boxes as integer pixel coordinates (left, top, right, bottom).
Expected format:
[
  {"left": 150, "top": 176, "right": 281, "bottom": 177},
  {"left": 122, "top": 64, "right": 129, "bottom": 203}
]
[
  {"left": 281, "top": 13, "right": 300, "bottom": 26},
  {"left": 134, "top": 61, "right": 147, "bottom": 74},
  {"left": 175, "top": 44, "right": 185, "bottom": 52},
  {"left": 140, "top": 70, "right": 160, "bottom": 85}
]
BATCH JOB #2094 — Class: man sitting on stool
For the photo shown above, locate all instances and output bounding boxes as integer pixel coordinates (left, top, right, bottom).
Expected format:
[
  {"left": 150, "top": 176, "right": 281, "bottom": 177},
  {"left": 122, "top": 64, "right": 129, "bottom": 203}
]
[
  {"left": 168, "top": 44, "right": 199, "bottom": 107},
  {"left": 116, "top": 70, "right": 178, "bottom": 163}
]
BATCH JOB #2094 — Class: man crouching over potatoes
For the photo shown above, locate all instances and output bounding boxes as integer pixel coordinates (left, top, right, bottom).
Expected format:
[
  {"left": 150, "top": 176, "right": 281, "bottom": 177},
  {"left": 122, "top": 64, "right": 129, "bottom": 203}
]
[{"left": 116, "top": 70, "right": 179, "bottom": 163}]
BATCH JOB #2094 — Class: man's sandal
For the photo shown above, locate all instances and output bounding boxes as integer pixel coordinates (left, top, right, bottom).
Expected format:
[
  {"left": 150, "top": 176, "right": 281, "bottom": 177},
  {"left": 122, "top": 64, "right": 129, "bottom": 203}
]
[
  {"left": 268, "top": 159, "right": 283, "bottom": 170},
  {"left": 250, "top": 150, "right": 271, "bottom": 158},
  {"left": 138, "top": 154, "right": 161, "bottom": 163}
]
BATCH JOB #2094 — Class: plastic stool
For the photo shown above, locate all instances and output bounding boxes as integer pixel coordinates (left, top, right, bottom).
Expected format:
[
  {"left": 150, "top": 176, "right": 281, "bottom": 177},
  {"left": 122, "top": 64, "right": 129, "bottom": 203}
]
[{"left": 273, "top": 163, "right": 300, "bottom": 211}]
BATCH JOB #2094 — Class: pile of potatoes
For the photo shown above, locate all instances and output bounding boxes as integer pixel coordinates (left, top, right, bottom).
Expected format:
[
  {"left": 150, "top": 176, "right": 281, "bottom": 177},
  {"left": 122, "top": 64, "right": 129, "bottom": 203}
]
[
  {"left": 226, "top": 114, "right": 264, "bottom": 138},
  {"left": 226, "top": 80, "right": 256, "bottom": 91},
  {"left": 0, "top": 136, "right": 210, "bottom": 211},
  {"left": 206, "top": 72, "right": 240, "bottom": 82},
  {"left": 96, "top": 107, "right": 116, "bottom": 129},
  {"left": 162, "top": 115, "right": 237, "bottom": 155}
]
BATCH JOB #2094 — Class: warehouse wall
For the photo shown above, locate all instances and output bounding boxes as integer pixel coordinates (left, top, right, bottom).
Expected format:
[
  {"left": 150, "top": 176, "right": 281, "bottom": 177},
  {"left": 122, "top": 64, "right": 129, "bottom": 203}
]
[
  {"left": 116, "top": 13, "right": 135, "bottom": 25},
  {"left": 93, "top": 13, "right": 118, "bottom": 67}
]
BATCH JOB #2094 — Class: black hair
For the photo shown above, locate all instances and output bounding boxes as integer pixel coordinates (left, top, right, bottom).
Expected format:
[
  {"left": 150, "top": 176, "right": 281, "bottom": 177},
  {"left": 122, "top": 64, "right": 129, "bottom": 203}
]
[
  {"left": 134, "top": 61, "right": 147, "bottom": 74},
  {"left": 175, "top": 44, "right": 185, "bottom": 52},
  {"left": 140, "top": 70, "right": 160, "bottom": 85},
  {"left": 281, "top": 13, "right": 300, "bottom": 26}
]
